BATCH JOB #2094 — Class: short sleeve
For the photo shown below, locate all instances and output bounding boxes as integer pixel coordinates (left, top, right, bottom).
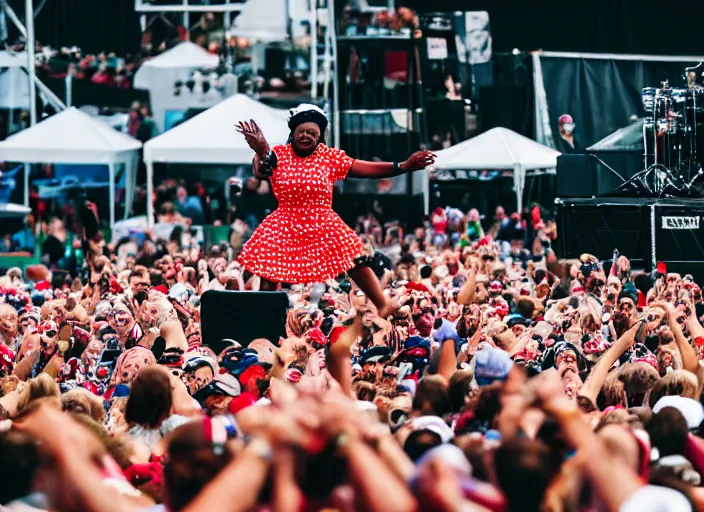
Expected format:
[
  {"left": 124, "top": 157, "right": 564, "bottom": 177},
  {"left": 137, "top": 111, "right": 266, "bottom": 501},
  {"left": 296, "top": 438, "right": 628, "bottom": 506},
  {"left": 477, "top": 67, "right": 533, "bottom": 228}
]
[
  {"left": 328, "top": 146, "right": 355, "bottom": 181},
  {"left": 268, "top": 145, "right": 287, "bottom": 180}
]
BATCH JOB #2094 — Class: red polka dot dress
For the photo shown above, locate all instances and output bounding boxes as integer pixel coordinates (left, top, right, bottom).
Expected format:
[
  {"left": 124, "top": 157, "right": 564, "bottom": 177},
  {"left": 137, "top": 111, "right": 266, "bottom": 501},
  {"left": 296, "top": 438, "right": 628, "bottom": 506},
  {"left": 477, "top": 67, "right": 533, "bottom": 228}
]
[{"left": 238, "top": 144, "right": 366, "bottom": 284}]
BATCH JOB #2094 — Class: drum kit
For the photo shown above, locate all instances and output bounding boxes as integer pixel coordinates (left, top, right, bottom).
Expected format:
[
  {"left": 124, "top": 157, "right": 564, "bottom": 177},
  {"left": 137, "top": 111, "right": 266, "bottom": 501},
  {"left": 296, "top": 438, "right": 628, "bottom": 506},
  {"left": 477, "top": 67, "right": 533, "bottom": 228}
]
[{"left": 637, "top": 63, "right": 704, "bottom": 196}]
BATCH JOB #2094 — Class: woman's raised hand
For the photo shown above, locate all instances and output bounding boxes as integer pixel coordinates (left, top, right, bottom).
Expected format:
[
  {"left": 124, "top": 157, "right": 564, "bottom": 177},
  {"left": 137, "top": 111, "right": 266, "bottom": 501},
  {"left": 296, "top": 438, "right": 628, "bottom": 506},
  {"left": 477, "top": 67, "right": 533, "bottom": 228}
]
[
  {"left": 400, "top": 150, "right": 436, "bottom": 171},
  {"left": 235, "top": 119, "right": 269, "bottom": 157}
]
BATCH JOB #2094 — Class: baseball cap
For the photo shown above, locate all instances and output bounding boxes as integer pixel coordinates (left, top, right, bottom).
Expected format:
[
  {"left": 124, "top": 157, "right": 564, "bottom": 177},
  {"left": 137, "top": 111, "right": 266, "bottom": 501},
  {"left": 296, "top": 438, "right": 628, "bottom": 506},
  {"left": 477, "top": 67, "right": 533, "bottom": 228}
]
[
  {"left": 194, "top": 373, "right": 242, "bottom": 402},
  {"left": 410, "top": 415, "right": 454, "bottom": 443},
  {"left": 473, "top": 347, "right": 513, "bottom": 386},
  {"left": 653, "top": 396, "right": 704, "bottom": 430}
]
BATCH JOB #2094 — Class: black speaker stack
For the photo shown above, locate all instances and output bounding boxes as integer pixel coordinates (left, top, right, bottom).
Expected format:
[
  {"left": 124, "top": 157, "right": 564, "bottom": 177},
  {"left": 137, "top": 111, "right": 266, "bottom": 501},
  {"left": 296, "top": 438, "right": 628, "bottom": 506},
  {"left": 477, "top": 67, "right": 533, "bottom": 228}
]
[
  {"left": 556, "top": 150, "right": 704, "bottom": 278},
  {"left": 556, "top": 196, "right": 704, "bottom": 280}
]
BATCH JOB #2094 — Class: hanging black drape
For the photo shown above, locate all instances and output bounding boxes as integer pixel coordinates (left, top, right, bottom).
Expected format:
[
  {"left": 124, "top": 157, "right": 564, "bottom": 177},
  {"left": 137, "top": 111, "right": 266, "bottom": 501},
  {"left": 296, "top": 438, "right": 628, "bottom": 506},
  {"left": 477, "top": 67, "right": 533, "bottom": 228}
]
[
  {"left": 8, "top": 0, "right": 141, "bottom": 56},
  {"left": 540, "top": 57, "right": 699, "bottom": 147},
  {"left": 403, "top": 0, "right": 704, "bottom": 57}
]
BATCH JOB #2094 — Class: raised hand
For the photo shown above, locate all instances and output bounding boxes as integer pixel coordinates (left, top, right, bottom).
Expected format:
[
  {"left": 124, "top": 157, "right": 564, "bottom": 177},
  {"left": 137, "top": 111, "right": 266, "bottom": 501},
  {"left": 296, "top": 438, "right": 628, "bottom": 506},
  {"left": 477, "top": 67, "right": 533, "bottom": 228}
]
[
  {"left": 400, "top": 150, "right": 436, "bottom": 172},
  {"left": 235, "top": 119, "right": 269, "bottom": 157}
]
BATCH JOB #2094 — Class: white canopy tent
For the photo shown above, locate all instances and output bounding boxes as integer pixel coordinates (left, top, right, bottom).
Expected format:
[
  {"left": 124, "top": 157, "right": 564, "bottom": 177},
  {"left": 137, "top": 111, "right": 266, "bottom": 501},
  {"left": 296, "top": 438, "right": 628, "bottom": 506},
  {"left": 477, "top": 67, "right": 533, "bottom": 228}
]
[
  {"left": 143, "top": 93, "right": 290, "bottom": 226},
  {"left": 134, "top": 41, "right": 220, "bottom": 89},
  {"left": 133, "top": 42, "right": 221, "bottom": 132},
  {"left": 229, "top": 0, "right": 309, "bottom": 42},
  {"left": 0, "top": 107, "right": 142, "bottom": 231},
  {"left": 433, "top": 127, "right": 561, "bottom": 212},
  {"left": 0, "top": 67, "right": 30, "bottom": 110},
  {"left": 0, "top": 203, "right": 31, "bottom": 219},
  {"left": 229, "top": 0, "right": 310, "bottom": 76}
]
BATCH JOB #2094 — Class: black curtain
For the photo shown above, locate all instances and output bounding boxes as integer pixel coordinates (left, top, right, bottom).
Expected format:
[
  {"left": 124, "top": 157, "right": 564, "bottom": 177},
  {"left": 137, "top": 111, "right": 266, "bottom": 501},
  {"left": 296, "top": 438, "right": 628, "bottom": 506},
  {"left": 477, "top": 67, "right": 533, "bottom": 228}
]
[
  {"left": 402, "top": 0, "right": 704, "bottom": 57},
  {"left": 8, "top": 0, "right": 141, "bottom": 56},
  {"left": 540, "top": 57, "right": 698, "bottom": 147}
]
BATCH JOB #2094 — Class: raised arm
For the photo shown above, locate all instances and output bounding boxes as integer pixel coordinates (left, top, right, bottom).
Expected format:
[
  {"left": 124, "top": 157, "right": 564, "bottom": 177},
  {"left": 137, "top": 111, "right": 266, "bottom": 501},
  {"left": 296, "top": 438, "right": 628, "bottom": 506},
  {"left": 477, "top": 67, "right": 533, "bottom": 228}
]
[
  {"left": 347, "top": 150, "right": 435, "bottom": 179},
  {"left": 236, "top": 119, "right": 274, "bottom": 180},
  {"left": 579, "top": 321, "right": 640, "bottom": 403},
  {"left": 655, "top": 301, "right": 699, "bottom": 374}
]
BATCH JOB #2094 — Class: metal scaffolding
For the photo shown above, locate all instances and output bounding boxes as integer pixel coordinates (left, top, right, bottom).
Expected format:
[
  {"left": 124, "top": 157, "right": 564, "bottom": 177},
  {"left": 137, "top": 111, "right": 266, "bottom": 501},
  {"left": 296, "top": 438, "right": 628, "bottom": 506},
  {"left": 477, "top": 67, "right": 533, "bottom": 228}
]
[
  {"left": 1, "top": 0, "right": 67, "bottom": 206},
  {"left": 134, "top": 0, "right": 243, "bottom": 37}
]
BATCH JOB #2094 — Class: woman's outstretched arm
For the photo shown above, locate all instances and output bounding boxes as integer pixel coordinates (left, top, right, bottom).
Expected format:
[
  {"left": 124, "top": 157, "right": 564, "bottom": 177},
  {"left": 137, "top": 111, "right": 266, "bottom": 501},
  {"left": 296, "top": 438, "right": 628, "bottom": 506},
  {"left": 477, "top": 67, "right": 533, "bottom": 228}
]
[
  {"left": 236, "top": 119, "right": 273, "bottom": 180},
  {"left": 347, "top": 150, "right": 435, "bottom": 179}
]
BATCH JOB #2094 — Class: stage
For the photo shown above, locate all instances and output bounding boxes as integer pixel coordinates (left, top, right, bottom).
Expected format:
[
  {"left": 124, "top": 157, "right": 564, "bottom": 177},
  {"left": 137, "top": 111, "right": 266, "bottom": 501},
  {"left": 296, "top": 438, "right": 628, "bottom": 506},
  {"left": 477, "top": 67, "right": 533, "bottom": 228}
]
[{"left": 556, "top": 196, "right": 704, "bottom": 280}]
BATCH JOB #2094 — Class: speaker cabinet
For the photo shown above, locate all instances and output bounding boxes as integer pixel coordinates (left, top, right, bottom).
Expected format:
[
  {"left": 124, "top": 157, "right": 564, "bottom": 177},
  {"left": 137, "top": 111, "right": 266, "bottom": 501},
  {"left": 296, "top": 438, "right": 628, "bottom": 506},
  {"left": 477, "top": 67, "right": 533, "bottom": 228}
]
[{"left": 201, "top": 291, "right": 289, "bottom": 354}]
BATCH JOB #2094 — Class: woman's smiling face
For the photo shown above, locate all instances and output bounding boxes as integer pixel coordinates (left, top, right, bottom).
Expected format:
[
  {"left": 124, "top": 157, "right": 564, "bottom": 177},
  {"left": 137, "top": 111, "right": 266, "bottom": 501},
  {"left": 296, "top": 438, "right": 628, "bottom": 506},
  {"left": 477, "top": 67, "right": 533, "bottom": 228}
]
[{"left": 292, "top": 122, "right": 321, "bottom": 156}]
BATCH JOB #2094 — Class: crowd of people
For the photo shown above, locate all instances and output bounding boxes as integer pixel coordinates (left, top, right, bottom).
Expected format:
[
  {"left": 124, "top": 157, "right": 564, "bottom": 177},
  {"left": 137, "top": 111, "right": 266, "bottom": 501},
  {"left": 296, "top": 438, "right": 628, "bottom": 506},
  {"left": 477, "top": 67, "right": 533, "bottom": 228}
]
[{"left": 0, "top": 196, "right": 703, "bottom": 511}]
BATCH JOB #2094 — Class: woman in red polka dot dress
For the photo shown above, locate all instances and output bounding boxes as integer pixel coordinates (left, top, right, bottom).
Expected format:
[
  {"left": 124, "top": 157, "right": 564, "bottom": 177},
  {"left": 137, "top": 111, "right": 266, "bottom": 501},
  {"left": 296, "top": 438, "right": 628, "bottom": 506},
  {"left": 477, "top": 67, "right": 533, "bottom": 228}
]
[{"left": 236, "top": 104, "right": 435, "bottom": 317}]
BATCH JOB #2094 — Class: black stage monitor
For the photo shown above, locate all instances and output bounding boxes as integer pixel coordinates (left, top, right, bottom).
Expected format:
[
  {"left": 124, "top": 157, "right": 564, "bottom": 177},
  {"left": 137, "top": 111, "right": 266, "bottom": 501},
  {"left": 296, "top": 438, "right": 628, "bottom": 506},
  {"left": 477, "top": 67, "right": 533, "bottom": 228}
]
[
  {"left": 556, "top": 198, "right": 650, "bottom": 265},
  {"left": 201, "top": 290, "right": 289, "bottom": 354},
  {"left": 557, "top": 154, "right": 623, "bottom": 198}
]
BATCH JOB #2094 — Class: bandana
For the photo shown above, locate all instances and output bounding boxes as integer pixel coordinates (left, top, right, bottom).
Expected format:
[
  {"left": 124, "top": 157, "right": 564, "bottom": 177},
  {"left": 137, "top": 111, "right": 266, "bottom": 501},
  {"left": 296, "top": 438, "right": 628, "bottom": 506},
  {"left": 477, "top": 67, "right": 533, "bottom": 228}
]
[
  {"left": 111, "top": 346, "right": 156, "bottom": 385},
  {"left": 36, "top": 320, "right": 57, "bottom": 336},
  {"left": 0, "top": 343, "right": 14, "bottom": 376},
  {"left": 306, "top": 327, "right": 327, "bottom": 349},
  {"left": 583, "top": 333, "right": 609, "bottom": 357},
  {"left": 239, "top": 365, "right": 266, "bottom": 395},
  {"left": 493, "top": 299, "right": 509, "bottom": 318},
  {"left": 513, "top": 344, "right": 540, "bottom": 363},
  {"left": 82, "top": 381, "right": 103, "bottom": 397},
  {"left": 405, "top": 282, "right": 430, "bottom": 294},
  {"left": 152, "top": 285, "right": 168, "bottom": 295},
  {"left": 109, "top": 277, "right": 123, "bottom": 295},
  {"left": 35, "top": 280, "right": 51, "bottom": 291},
  {"left": 124, "top": 463, "right": 163, "bottom": 488}
]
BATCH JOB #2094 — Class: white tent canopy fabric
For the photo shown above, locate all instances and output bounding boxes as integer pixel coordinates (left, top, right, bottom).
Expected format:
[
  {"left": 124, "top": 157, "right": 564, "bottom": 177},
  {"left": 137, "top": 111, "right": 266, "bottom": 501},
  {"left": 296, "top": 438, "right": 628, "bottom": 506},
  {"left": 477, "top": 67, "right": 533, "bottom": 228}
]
[
  {"left": 0, "top": 107, "right": 142, "bottom": 230},
  {"left": 143, "top": 93, "right": 290, "bottom": 226},
  {"left": 133, "top": 42, "right": 220, "bottom": 89},
  {"left": 433, "top": 127, "right": 561, "bottom": 211},
  {"left": 0, "top": 51, "right": 28, "bottom": 68},
  {"left": 144, "top": 94, "right": 289, "bottom": 164},
  {"left": 0, "top": 68, "right": 30, "bottom": 110},
  {"left": 133, "top": 42, "right": 221, "bottom": 133},
  {"left": 229, "top": 0, "right": 309, "bottom": 42}
]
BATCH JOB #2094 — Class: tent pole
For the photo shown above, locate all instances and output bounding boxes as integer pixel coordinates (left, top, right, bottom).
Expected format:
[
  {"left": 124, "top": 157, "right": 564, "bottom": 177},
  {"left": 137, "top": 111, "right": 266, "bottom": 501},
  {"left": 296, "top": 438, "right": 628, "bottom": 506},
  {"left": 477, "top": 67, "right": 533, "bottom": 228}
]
[
  {"left": 328, "top": 0, "right": 340, "bottom": 146},
  {"left": 182, "top": 0, "right": 189, "bottom": 35},
  {"left": 309, "top": 0, "right": 317, "bottom": 100},
  {"left": 23, "top": 162, "right": 29, "bottom": 206},
  {"left": 108, "top": 162, "right": 116, "bottom": 236},
  {"left": 25, "top": 0, "right": 36, "bottom": 126},
  {"left": 514, "top": 165, "right": 524, "bottom": 214},
  {"left": 65, "top": 73, "right": 72, "bottom": 107},
  {"left": 146, "top": 160, "right": 155, "bottom": 228}
]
